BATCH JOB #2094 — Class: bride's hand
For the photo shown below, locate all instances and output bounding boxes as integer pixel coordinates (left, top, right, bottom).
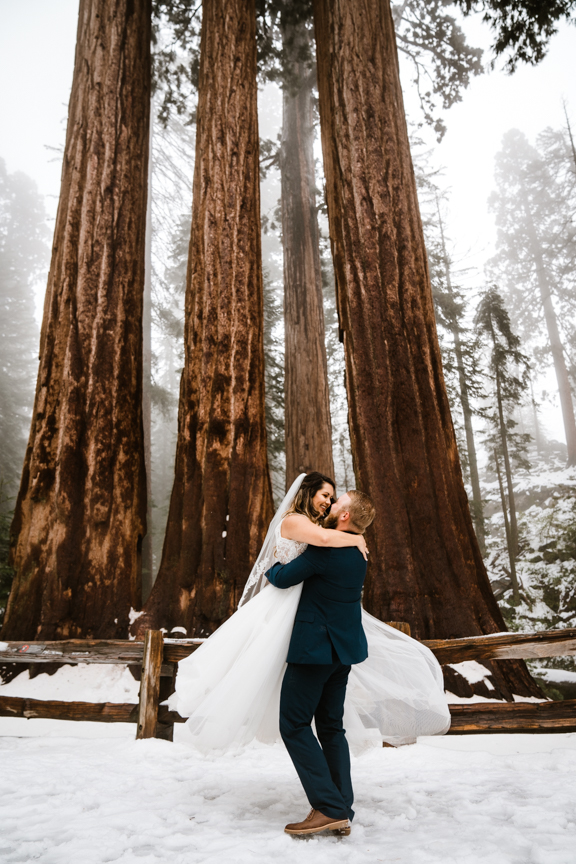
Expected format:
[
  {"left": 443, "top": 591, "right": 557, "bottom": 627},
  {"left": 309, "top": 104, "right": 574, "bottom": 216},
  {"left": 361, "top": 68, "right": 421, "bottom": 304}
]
[{"left": 356, "top": 534, "right": 368, "bottom": 561}]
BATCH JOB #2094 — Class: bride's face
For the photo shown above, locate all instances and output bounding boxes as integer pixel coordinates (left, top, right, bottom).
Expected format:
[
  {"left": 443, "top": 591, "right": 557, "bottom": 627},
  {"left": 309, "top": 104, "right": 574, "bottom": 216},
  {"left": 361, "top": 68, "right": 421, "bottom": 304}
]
[{"left": 311, "top": 483, "right": 335, "bottom": 518}]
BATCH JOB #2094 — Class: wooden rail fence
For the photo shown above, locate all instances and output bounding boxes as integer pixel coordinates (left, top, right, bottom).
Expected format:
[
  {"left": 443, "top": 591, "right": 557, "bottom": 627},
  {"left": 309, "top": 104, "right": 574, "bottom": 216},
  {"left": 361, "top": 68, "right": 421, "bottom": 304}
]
[{"left": 1, "top": 627, "right": 576, "bottom": 740}]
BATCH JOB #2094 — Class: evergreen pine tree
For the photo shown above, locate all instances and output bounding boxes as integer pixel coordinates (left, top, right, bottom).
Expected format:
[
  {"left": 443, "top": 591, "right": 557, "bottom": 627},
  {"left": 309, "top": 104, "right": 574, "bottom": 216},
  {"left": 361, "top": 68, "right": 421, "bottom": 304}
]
[
  {"left": 262, "top": 270, "right": 286, "bottom": 503},
  {"left": 319, "top": 229, "right": 355, "bottom": 493},
  {"left": 0, "top": 486, "right": 15, "bottom": 627},
  {"left": 475, "top": 286, "right": 532, "bottom": 602},
  {"left": 489, "top": 128, "right": 576, "bottom": 463},
  {"left": 0, "top": 160, "right": 48, "bottom": 627},
  {"left": 414, "top": 153, "right": 487, "bottom": 552},
  {"left": 456, "top": 0, "right": 576, "bottom": 72},
  {"left": 0, "top": 159, "right": 48, "bottom": 507},
  {"left": 149, "top": 210, "right": 189, "bottom": 575}
]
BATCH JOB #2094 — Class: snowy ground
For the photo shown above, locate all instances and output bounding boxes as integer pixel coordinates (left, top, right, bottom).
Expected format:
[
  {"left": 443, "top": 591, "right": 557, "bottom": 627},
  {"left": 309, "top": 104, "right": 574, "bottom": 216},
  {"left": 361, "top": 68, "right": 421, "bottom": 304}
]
[
  {"left": 1, "top": 730, "right": 576, "bottom": 864},
  {"left": 1, "top": 666, "right": 576, "bottom": 864}
]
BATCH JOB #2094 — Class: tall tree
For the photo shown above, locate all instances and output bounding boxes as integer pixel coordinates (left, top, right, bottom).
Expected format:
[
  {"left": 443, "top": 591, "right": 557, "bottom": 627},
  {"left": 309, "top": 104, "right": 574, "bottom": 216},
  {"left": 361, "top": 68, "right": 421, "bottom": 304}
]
[
  {"left": 313, "top": 0, "right": 539, "bottom": 697},
  {"left": 320, "top": 231, "right": 356, "bottom": 492},
  {"left": 489, "top": 129, "right": 576, "bottom": 464},
  {"left": 434, "top": 200, "right": 486, "bottom": 554},
  {"left": 539, "top": 113, "right": 576, "bottom": 392},
  {"left": 2, "top": 0, "right": 151, "bottom": 642},
  {"left": 155, "top": 1, "right": 483, "bottom": 494},
  {"left": 262, "top": 268, "right": 287, "bottom": 503},
  {"left": 475, "top": 287, "right": 532, "bottom": 602},
  {"left": 0, "top": 160, "right": 48, "bottom": 507},
  {"left": 133, "top": 0, "right": 274, "bottom": 638},
  {"left": 0, "top": 495, "right": 13, "bottom": 628},
  {"left": 138, "top": 110, "right": 196, "bottom": 586},
  {"left": 415, "top": 156, "right": 487, "bottom": 554},
  {"left": 265, "top": 0, "right": 483, "bottom": 487},
  {"left": 274, "top": 0, "right": 483, "bottom": 487},
  {"left": 279, "top": 9, "right": 334, "bottom": 486},
  {"left": 142, "top": 136, "right": 154, "bottom": 602}
]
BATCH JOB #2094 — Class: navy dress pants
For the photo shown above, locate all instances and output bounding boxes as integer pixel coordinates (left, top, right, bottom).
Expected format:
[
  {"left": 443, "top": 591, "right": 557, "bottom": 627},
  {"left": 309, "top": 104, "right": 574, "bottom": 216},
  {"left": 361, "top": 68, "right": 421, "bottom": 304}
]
[{"left": 279, "top": 652, "right": 354, "bottom": 821}]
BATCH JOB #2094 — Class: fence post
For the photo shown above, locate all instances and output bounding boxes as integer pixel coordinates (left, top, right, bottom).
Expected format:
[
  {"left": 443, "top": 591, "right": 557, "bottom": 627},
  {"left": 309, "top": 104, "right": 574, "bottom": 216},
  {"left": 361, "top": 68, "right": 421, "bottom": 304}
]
[
  {"left": 386, "top": 621, "right": 411, "bottom": 636},
  {"left": 155, "top": 663, "right": 178, "bottom": 741},
  {"left": 136, "top": 630, "right": 164, "bottom": 740}
]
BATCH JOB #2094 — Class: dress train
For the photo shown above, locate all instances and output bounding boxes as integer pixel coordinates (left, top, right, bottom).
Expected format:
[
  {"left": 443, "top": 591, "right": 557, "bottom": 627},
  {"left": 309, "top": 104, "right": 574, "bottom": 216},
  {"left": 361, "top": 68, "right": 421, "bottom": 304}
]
[{"left": 170, "top": 582, "right": 450, "bottom": 754}]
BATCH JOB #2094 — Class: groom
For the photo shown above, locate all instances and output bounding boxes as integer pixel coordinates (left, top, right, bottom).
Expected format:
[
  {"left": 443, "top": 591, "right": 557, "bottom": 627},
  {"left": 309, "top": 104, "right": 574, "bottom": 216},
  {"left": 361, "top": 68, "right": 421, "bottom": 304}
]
[{"left": 266, "top": 489, "right": 376, "bottom": 837}]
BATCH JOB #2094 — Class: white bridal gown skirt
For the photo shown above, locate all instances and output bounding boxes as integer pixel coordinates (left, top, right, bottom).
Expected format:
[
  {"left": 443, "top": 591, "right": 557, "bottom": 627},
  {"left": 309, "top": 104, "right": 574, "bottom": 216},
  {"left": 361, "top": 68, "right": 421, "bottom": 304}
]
[{"left": 170, "top": 583, "right": 451, "bottom": 754}]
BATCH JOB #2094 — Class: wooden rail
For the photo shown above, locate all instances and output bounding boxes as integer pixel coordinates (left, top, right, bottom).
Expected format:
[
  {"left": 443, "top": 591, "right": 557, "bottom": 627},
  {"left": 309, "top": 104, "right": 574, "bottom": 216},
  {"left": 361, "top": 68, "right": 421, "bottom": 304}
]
[
  {"left": 3, "top": 628, "right": 575, "bottom": 668},
  {"left": 3, "top": 694, "right": 576, "bottom": 736},
  {"left": 447, "top": 699, "right": 576, "bottom": 734},
  {"left": 0, "top": 695, "right": 184, "bottom": 725},
  {"left": 2, "top": 627, "right": 576, "bottom": 740},
  {"left": 0, "top": 695, "right": 140, "bottom": 723},
  {"left": 0, "top": 637, "right": 204, "bottom": 671},
  {"left": 422, "top": 627, "right": 576, "bottom": 664}
]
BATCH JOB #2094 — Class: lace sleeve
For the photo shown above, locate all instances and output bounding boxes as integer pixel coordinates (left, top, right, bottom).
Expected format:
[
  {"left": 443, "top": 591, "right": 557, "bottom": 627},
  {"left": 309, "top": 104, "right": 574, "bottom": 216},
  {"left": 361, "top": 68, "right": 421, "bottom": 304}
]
[{"left": 273, "top": 520, "right": 308, "bottom": 564}]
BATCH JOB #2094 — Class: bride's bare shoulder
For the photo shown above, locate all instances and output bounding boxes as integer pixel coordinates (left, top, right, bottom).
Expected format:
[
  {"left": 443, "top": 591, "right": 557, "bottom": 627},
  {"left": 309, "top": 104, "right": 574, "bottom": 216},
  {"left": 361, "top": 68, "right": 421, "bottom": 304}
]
[{"left": 280, "top": 513, "right": 308, "bottom": 538}]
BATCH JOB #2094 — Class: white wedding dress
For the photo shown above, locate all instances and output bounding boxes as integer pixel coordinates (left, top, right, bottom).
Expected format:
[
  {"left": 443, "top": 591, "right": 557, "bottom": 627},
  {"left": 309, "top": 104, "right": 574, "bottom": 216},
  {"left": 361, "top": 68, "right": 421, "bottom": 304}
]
[{"left": 170, "top": 476, "right": 451, "bottom": 753}]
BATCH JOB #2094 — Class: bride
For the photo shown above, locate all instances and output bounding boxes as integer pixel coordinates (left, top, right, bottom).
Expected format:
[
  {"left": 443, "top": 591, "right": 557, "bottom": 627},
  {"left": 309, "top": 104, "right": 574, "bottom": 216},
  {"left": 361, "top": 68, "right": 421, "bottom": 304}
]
[{"left": 171, "top": 472, "right": 451, "bottom": 753}]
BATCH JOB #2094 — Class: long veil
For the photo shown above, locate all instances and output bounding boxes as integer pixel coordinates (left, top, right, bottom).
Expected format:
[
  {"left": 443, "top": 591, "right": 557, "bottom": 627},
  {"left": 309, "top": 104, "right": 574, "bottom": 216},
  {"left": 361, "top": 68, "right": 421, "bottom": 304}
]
[{"left": 238, "top": 473, "right": 307, "bottom": 606}]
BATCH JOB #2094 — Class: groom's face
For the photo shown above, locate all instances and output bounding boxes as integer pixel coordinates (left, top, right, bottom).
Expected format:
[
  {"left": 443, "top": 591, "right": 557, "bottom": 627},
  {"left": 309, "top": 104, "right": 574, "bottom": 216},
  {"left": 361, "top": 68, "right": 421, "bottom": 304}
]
[{"left": 323, "top": 493, "right": 352, "bottom": 529}]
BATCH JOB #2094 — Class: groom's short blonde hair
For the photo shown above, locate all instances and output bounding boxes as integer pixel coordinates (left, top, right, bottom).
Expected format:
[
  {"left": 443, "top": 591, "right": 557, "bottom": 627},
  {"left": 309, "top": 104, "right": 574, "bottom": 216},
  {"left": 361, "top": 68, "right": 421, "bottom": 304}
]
[{"left": 347, "top": 490, "right": 376, "bottom": 533}]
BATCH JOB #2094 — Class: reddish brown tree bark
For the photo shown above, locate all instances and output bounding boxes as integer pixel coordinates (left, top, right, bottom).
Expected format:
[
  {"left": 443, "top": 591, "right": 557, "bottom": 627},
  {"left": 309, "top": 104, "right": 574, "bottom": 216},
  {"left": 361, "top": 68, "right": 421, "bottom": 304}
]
[
  {"left": 280, "top": 15, "right": 334, "bottom": 487},
  {"left": 133, "top": 0, "right": 274, "bottom": 638},
  {"left": 2, "top": 0, "right": 151, "bottom": 642},
  {"left": 313, "top": 0, "right": 539, "bottom": 697}
]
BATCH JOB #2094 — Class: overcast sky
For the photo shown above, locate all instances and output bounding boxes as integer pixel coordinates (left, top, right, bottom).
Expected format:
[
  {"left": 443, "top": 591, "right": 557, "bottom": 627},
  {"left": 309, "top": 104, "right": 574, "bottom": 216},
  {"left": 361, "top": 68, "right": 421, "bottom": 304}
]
[
  {"left": 429, "top": 16, "right": 576, "bottom": 276},
  {"left": 0, "top": 0, "right": 78, "bottom": 215},
  {"left": 1, "top": 0, "right": 575, "bottom": 441}
]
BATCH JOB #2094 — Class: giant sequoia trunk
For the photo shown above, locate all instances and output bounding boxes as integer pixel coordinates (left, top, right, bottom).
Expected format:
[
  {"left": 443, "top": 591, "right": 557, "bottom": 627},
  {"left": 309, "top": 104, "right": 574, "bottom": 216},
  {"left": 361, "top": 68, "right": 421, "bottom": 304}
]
[
  {"left": 2, "top": 0, "right": 150, "bottom": 643},
  {"left": 133, "top": 0, "right": 274, "bottom": 638},
  {"left": 313, "top": 0, "right": 539, "bottom": 698},
  {"left": 280, "top": 16, "right": 334, "bottom": 487}
]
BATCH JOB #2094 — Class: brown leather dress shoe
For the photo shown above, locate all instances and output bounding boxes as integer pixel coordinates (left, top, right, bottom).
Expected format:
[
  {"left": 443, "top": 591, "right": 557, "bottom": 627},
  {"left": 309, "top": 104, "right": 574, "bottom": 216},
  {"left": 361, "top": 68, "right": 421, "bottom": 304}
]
[{"left": 284, "top": 808, "right": 351, "bottom": 836}]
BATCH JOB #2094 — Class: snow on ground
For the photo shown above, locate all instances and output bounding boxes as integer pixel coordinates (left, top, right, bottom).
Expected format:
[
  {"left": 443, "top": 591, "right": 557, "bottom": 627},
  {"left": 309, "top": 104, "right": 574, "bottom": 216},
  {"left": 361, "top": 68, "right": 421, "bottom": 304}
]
[
  {"left": 0, "top": 663, "right": 140, "bottom": 703},
  {"left": 1, "top": 731, "right": 576, "bottom": 864},
  {"left": 2, "top": 659, "right": 576, "bottom": 862},
  {"left": 0, "top": 664, "right": 142, "bottom": 738},
  {"left": 1, "top": 665, "right": 575, "bottom": 864}
]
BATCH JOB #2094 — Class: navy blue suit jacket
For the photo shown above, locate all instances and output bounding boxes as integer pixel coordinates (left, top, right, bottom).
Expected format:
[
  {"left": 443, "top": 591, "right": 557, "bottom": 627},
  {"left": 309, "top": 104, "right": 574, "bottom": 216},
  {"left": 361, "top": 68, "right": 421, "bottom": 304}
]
[{"left": 266, "top": 544, "right": 368, "bottom": 666}]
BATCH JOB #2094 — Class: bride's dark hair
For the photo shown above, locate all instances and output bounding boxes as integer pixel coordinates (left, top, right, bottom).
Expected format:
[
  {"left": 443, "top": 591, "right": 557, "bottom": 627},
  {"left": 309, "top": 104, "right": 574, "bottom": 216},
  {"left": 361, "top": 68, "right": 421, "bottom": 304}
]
[{"left": 284, "top": 471, "right": 336, "bottom": 524}]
